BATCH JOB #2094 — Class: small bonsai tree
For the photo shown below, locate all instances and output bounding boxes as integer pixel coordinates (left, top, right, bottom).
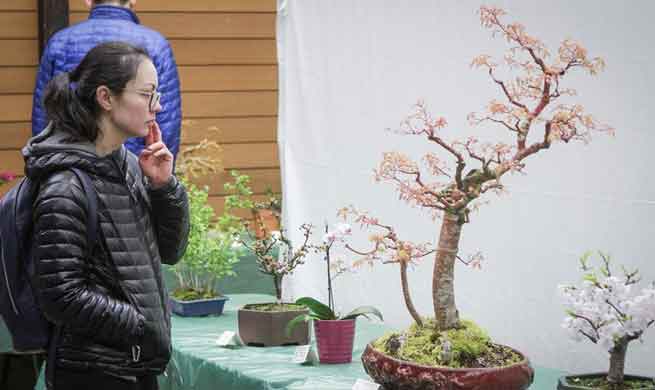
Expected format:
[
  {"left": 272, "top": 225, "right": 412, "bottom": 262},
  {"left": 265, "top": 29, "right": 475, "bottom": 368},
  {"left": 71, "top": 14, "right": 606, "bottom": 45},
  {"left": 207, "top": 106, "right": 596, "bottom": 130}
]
[
  {"left": 240, "top": 222, "right": 313, "bottom": 303},
  {"left": 171, "top": 182, "right": 242, "bottom": 300},
  {"left": 348, "top": 5, "right": 613, "bottom": 335},
  {"left": 560, "top": 252, "right": 655, "bottom": 389},
  {"left": 169, "top": 126, "right": 245, "bottom": 300}
]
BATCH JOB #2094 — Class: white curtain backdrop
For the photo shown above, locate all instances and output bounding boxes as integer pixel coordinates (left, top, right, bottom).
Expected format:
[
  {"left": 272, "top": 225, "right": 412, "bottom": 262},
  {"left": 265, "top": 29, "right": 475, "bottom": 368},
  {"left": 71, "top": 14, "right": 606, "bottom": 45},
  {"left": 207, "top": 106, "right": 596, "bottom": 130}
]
[{"left": 276, "top": 0, "right": 655, "bottom": 375}]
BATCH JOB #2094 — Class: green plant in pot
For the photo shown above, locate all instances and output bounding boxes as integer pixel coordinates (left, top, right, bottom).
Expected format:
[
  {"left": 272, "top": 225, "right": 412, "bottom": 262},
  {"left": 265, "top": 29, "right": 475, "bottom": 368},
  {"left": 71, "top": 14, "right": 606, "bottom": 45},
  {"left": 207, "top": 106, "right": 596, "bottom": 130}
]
[
  {"left": 336, "top": 5, "right": 614, "bottom": 389},
  {"left": 236, "top": 219, "right": 315, "bottom": 346},
  {"left": 167, "top": 137, "right": 246, "bottom": 316},
  {"left": 558, "top": 251, "right": 655, "bottom": 390},
  {"left": 287, "top": 223, "right": 383, "bottom": 364},
  {"left": 168, "top": 181, "right": 243, "bottom": 316}
]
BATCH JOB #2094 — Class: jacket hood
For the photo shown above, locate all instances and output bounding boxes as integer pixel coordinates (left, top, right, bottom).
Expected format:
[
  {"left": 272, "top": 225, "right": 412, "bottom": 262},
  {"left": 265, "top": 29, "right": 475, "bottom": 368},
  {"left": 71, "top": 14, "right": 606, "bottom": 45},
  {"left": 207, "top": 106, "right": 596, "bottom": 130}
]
[{"left": 23, "top": 122, "right": 127, "bottom": 181}]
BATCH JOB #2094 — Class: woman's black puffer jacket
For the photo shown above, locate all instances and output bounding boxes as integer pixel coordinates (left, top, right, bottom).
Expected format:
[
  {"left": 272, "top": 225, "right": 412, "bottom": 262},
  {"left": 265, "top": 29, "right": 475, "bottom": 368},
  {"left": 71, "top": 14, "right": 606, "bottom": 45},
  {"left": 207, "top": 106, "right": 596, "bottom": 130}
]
[{"left": 23, "top": 125, "right": 190, "bottom": 376}]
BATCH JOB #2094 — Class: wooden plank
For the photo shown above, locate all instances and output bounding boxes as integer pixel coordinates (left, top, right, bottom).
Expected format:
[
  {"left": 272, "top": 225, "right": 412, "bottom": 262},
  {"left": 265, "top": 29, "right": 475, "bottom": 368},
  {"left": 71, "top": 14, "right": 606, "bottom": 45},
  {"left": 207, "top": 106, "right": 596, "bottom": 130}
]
[
  {"left": 181, "top": 117, "right": 276, "bottom": 144},
  {"left": 0, "top": 94, "right": 32, "bottom": 122},
  {"left": 69, "top": 0, "right": 276, "bottom": 12},
  {"left": 181, "top": 91, "right": 277, "bottom": 118},
  {"left": 0, "top": 142, "right": 278, "bottom": 175},
  {"left": 0, "top": 40, "right": 39, "bottom": 66},
  {"left": 0, "top": 12, "right": 37, "bottom": 39},
  {"left": 171, "top": 39, "right": 276, "bottom": 65},
  {"left": 221, "top": 143, "right": 278, "bottom": 169},
  {"left": 0, "top": 67, "right": 37, "bottom": 94},
  {"left": 69, "top": 12, "right": 275, "bottom": 38},
  {"left": 179, "top": 65, "right": 277, "bottom": 92},
  {"left": 0, "top": 122, "right": 31, "bottom": 149},
  {"left": 0, "top": 149, "right": 23, "bottom": 174},
  {"left": 188, "top": 168, "right": 280, "bottom": 196},
  {"left": 0, "top": 0, "right": 35, "bottom": 11}
]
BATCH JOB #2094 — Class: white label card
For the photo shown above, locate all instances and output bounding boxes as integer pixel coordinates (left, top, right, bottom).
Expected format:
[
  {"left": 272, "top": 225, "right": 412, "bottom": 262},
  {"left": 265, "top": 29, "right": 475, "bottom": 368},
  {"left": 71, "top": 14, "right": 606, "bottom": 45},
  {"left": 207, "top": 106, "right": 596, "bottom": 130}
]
[
  {"left": 216, "top": 331, "right": 242, "bottom": 348},
  {"left": 292, "top": 344, "right": 318, "bottom": 365},
  {"left": 352, "top": 379, "right": 381, "bottom": 390}
]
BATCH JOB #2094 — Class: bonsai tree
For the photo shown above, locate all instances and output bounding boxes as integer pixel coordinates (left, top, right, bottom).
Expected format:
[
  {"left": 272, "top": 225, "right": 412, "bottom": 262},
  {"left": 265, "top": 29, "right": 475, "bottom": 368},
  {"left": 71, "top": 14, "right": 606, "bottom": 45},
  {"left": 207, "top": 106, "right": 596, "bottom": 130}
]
[
  {"left": 169, "top": 129, "right": 245, "bottom": 300},
  {"left": 240, "top": 221, "right": 313, "bottom": 303},
  {"left": 350, "top": 5, "right": 613, "bottom": 334},
  {"left": 170, "top": 182, "right": 242, "bottom": 300},
  {"left": 559, "top": 252, "right": 655, "bottom": 389}
]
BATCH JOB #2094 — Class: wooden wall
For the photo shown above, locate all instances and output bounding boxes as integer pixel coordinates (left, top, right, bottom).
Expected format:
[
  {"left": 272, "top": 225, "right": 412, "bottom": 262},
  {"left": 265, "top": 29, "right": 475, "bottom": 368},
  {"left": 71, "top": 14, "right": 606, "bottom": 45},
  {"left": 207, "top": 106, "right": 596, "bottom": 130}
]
[{"left": 0, "top": 0, "right": 280, "bottom": 216}]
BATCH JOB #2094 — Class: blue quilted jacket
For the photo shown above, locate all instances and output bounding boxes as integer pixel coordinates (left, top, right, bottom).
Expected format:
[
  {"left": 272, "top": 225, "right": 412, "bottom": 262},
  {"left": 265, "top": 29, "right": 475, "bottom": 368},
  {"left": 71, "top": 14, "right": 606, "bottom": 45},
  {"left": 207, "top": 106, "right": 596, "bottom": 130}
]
[{"left": 31, "top": 5, "right": 182, "bottom": 158}]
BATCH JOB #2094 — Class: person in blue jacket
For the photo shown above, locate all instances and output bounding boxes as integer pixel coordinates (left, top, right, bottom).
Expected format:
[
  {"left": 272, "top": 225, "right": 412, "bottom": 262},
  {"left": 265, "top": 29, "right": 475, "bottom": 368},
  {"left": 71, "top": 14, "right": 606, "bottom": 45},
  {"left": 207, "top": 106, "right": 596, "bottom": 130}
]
[{"left": 31, "top": 0, "right": 182, "bottom": 159}]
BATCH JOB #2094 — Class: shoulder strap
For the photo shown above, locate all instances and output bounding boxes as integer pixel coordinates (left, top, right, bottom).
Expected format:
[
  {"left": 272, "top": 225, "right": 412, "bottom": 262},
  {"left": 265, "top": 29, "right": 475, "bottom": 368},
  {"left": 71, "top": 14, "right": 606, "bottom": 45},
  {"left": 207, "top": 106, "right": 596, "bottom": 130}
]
[{"left": 70, "top": 168, "right": 98, "bottom": 255}]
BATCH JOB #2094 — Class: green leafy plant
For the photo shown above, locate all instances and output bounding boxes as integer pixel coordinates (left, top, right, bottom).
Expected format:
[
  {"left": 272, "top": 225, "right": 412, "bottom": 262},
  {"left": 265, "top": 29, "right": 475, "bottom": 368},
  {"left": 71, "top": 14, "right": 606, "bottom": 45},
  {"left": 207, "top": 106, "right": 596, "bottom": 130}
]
[
  {"left": 286, "top": 297, "right": 383, "bottom": 336},
  {"left": 170, "top": 180, "right": 243, "bottom": 300}
]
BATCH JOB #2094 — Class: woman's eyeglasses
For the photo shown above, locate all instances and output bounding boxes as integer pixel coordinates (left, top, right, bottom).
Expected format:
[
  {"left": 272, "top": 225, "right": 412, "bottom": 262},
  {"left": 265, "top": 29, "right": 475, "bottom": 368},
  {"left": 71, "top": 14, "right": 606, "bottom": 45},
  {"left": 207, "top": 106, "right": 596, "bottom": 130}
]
[{"left": 123, "top": 88, "right": 161, "bottom": 111}]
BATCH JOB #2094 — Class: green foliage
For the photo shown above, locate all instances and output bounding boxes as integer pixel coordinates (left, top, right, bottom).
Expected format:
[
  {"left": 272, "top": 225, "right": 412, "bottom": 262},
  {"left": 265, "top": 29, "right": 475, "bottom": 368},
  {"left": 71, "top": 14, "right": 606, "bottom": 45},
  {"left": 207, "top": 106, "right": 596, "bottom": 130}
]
[
  {"left": 218, "top": 170, "right": 255, "bottom": 233},
  {"left": 170, "top": 177, "right": 246, "bottom": 300},
  {"left": 444, "top": 319, "right": 491, "bottom": 364},
  {"left": 285, "top": 296, "right": 383, "bottom": 336},
  {"left": 372, "top": 319, "right": 496, "bottom": 368}
]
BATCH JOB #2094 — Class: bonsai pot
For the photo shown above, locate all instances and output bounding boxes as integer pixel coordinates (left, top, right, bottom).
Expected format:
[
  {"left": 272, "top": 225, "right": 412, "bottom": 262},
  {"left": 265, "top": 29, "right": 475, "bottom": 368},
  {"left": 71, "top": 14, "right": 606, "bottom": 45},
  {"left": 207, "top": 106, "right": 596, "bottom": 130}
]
[
  {"left": 361, "top": 343, "right": 534, "bottom": 390},
  {"left": 237, "top": 303, "right": 310, "bottom": 347},
  {"left": 169, "top": 295, "right": 229, "bottom": 317},
  {"left": 558, "top": 373, "right": 655, "bottom": 390},
  {"left": 314, "top": 319, "right": 356, "bottom": 364}
]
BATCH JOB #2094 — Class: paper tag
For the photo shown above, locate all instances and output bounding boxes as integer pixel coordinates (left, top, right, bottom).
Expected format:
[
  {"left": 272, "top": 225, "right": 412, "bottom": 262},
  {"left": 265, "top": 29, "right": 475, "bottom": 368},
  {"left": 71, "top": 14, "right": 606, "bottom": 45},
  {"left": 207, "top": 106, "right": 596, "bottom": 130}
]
[
  {"left": 216, "top": 331, "right": 242, "bottom": 348},
  {"left": 352, "top": 379, "right": 381, "bottom": 390},
  {"left": 292, "top": 344, "right": 319, "bottom": 365}
]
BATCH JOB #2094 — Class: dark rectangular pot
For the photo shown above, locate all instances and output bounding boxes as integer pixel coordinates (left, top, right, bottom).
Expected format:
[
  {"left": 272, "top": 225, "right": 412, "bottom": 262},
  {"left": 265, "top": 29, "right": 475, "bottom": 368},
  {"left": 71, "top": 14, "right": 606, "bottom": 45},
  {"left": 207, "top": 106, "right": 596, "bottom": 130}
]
[
  {"left": 169, "top": 296, "right": 229, "bottom": 317},
  {"left": 558, "top": 373, "right": 655, "bottom": 390},
  {"left": 237, "top": 303, "right": 310, "bottom": 347}
]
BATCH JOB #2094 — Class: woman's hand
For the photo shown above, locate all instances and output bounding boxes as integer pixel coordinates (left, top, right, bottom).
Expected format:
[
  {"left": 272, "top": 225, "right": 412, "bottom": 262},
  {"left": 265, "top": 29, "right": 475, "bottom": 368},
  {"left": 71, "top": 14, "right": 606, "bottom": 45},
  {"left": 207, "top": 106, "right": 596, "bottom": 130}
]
[{"left": 139, "top": 121, "right": 173, "bottom": 189}]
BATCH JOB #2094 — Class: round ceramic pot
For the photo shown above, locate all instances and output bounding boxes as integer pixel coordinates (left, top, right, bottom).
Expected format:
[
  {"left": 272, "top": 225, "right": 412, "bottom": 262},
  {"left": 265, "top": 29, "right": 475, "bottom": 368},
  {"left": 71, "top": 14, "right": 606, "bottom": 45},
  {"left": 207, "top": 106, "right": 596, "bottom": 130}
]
[
  {"left": 361, "top": 342, "right": 534, "bottom": 390},
  {"left": 558, "top": 373, "right": 655, "bottom": 390}
]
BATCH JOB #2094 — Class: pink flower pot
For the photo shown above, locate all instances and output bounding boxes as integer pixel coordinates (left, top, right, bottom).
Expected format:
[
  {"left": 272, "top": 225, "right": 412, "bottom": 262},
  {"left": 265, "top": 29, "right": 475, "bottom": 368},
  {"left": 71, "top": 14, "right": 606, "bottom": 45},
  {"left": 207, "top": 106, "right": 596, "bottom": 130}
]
[{"left": 314, "top": 319, "right": 356, "bottom": 364}]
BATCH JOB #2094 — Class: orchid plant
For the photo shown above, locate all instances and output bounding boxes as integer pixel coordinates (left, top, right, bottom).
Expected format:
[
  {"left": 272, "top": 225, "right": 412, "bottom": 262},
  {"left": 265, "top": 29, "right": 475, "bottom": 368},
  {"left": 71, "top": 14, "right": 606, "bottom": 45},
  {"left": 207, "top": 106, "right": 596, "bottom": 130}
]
[
  {"left": 344, "top": 5, "right": 613, "bottom": 333},
  {"left": 560, "top": 252, "right": 655, "bottom": 388},
  {"left": 287, "top": 222, "right": 383, "bottom": 334}
]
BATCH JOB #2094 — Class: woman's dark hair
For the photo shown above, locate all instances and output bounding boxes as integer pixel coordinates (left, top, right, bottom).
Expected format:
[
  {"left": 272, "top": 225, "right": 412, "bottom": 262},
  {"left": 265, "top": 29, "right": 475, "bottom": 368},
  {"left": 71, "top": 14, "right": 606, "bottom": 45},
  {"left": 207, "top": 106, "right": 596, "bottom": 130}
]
[{"left": 43, "top": 41, "right": 150, "bottom": 142}]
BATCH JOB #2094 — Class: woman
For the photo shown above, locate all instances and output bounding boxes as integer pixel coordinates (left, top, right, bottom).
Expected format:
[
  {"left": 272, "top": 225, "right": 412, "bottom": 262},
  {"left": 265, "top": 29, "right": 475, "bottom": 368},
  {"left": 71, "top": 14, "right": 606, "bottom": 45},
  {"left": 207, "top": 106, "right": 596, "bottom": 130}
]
[{"left": 24, "top": 42, "right": 189, "bottom": 389}]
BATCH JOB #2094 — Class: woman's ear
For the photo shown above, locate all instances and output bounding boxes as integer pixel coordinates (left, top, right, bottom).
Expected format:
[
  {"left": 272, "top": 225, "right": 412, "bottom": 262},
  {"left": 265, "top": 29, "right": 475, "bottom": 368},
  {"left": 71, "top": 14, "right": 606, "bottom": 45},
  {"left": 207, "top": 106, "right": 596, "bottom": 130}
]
[
  {"left": 95, "top": 86, "right": 113, "bottom": 112},
  {"left": 84, "top": 0, "right": 93, "bottom": 8}
]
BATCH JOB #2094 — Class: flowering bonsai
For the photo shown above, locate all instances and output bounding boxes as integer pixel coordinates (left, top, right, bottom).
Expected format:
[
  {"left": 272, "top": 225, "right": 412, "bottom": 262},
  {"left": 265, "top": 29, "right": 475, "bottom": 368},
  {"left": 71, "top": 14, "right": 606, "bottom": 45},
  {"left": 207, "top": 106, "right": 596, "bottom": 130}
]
[
  {"left": 559, "top": 252, "right": 655, "bottom": 390},
  {"left": 345, "top": 5, "right": 614, "bottom": 387}
]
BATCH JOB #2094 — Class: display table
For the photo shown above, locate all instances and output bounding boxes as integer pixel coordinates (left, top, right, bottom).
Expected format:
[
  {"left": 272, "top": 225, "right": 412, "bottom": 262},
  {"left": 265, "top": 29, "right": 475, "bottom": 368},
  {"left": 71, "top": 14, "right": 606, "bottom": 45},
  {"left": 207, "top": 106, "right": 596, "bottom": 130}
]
[
  {"left": 3, "top": 294, "right": 564, "bottom": 389},
  {"left": 159, "top": 294, "right": 564, "bottom": 390}
]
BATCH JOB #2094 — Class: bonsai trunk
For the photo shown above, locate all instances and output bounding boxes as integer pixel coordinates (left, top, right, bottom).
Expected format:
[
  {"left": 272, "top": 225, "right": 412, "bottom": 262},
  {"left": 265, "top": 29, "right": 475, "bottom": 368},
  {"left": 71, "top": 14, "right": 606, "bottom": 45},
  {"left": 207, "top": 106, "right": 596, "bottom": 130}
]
[
  {"left": 607, "top": 339, "right": 628, "bottom": 389},
  {"left": 273, "top": 274, "right": 283, "bottom": 302},
  {"left": 400, "top": 260, "right": 423, "bottom": 327},
  {"left": 433, "top": 212, "right": 462, "bottom": 331}
]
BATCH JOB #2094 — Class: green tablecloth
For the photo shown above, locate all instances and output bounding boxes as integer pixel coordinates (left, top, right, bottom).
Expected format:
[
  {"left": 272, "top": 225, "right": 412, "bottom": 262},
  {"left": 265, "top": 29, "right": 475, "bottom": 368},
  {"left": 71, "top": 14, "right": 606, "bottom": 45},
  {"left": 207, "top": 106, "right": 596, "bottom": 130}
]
[
  {"left": 3, "top": 293, "right": 563, "bottom": 389},
  {"left": 159, "top": 294, "right": 564, "bottom": 390}
]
